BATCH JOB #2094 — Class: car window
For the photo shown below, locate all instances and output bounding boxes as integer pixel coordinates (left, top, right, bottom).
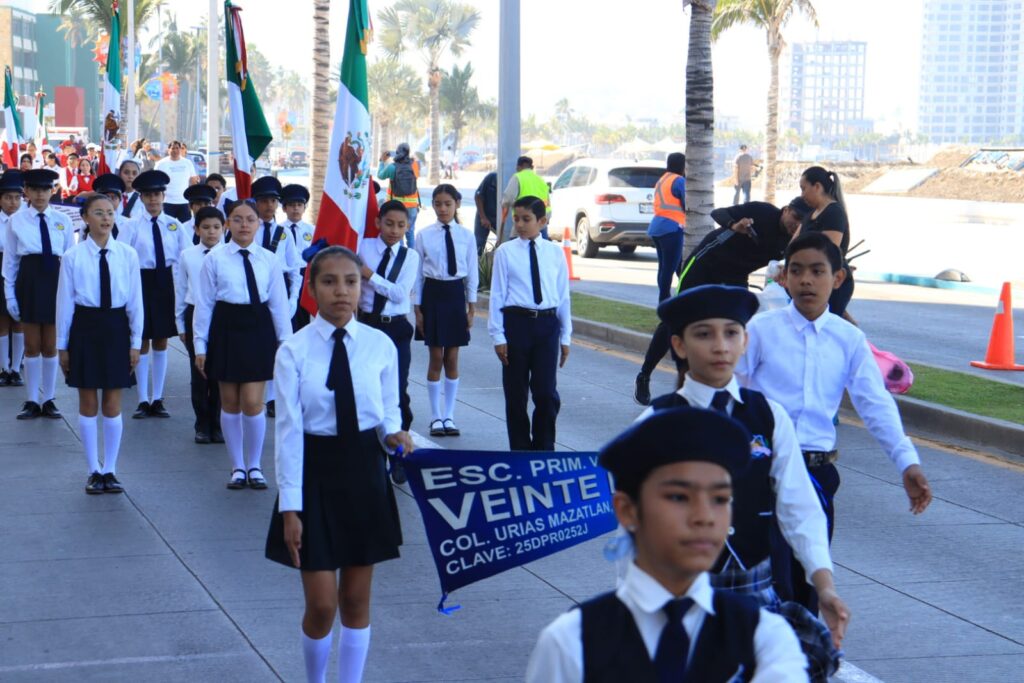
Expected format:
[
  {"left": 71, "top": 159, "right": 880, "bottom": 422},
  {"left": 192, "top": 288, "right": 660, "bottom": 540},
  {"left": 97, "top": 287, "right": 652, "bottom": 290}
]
[
  {"left": 569, "top": 167, "right": 593, "bottom": 187},
  {"left": 553, "top": 168, "right": 575, "bottom": 190},
  {"left": 608, "top": 167, "right": 662, "bottom": 188}
]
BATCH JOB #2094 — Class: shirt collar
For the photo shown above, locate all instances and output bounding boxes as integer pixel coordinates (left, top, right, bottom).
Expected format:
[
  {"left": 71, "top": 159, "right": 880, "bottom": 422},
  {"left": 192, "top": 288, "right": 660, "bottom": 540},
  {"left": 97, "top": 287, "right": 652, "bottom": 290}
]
[
  {"left": 678, "top": 374, "right": 743, "bottom": 408},
  {"left": 785, "top": 301, "right": 831, "bottom": 333},
  {"left": 84, "top": 235, "right": 110, "bottom": 254},
  {"left": 620, "top": 562, "right": 715, "bottom": 617},
  {"left": 311, "top": 313, "right": 360, "bottom": 342}
]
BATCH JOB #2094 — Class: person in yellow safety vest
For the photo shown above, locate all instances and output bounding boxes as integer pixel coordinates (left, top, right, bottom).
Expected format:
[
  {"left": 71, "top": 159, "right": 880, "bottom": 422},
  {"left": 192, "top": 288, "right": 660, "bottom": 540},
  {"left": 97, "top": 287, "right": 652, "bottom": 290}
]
[
  {"left": 501, "top": 156, "right": 552, "bottom": 240},
  {"left": 377, "top": 142, "right": 422, "bottom": 248},
  {"left": 648, "top": 152, "right": 687, "bottom": 302}
]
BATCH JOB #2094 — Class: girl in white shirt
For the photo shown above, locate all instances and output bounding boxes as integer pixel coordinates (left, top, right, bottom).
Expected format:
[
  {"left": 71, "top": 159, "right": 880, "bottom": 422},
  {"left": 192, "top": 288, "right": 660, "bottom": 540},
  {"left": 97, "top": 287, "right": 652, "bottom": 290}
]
[
  {"left": 193, "top": 200, "right": 291, "bottom": 490},
  {"left": 0, "top": 171, "right": 26, "bottom": 388},
  {"left": 265, "top": 245, "right": 414, "bottom": 683},
  {"left": 56, "top": 194, "right": 143, "bottom": 495}
]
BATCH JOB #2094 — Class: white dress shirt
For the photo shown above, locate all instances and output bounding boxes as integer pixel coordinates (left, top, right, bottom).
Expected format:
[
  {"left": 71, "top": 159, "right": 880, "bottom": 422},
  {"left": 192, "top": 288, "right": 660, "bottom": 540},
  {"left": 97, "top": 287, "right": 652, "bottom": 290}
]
[
  {"left": 413, "top": 221, "right": 479, "bottom": 304},
  {"left": 357, "top": 237, "right": 420, "bottom": 316},
  {"left": 127, "top": 212, "right": 188, "bottom": 268},
  {"left": 4, "top": 205, "right": 76, "bottom": 307},
  {"left": 274, "top": 314, "right": 402, "bottom": 512},
  {"left": 737, "top": 304, "right": 920, "bottom": 473},
  {"left": 255, "top": 219, "right": 302, "bottom": 315},
  {"left": 637, "top": 375, "right": 833, "bottom": 581},
  {"left": 174, "top": 242, "right": 222, "bottom": 334},
  {"left": 488, "top": 236, "right": 573, "bottom": 346},
  {"left": 191, "top": 240, "right": 292, "bottom": 355},
  {"left": 112, "top": 214, "right": 136, "bottom": 244},
  {"left": 526, "top": 563, "right": 808, "bottom": 683},
  {"left": 56, "top": 236, "right": 144, "bottom": 351},
  {"left": 122, "top": 190, "right": 146, "bottom": 220},
  {"left": 0, "top": 210, "right": 11, "bottom": 253},
  {"left": 284, "top": 219, "right": 315, "bottom": 251}
]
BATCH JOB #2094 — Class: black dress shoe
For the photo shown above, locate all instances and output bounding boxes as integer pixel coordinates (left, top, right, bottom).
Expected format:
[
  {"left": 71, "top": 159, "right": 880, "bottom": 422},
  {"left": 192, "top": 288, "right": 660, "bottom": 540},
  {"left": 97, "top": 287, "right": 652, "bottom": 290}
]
[
  {"left": 634, "top": 372, "right": 652, "bottom": 406},
  {"left": 211, "top": 430, "right": 225, "bottom": 443},
  {"left": 7, "top": 371, "right": 23, "bottom": 386},
  {"left": 132, "top": 401, "right": 150, "bottom": 419},
  {"left": 41, "top": 399, "right": 62, "bottom": 419},
  {"left": 265, "top": 400, "right": 275, "bottom": 418},
  {"left": 102, "top": 472, "right": 124, "bottom": 493},
  {"left": 0, "top": 370, "right": 9, "bottom": 387},
  {"left": 85, "top": 472, "right": 105, "bottom": 494},
  {"left": 389, "top": 455, "right": 408, "bottom": 485},
  {"left": 194, "top": 430, "right": 212, "bottom": 444},
  {"left": 16, "top": 401, "right": 41, "bottom": 420},
  {"left": 148, "top": 399, "right": 170, "bottom": 418}
]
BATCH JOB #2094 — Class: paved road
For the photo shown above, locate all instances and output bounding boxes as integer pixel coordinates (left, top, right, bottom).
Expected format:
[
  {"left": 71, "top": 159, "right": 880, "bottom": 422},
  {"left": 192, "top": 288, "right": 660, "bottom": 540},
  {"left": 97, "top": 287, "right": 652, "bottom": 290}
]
[{"left": 2, "top": 311, "right": 1024, "bottom": 681}]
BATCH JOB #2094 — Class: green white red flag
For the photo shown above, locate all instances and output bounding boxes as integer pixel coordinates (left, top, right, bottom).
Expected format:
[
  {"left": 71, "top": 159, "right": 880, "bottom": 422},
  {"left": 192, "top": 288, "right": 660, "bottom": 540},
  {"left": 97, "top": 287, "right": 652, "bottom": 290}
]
[
  {"left": 225, "top": 1, "right": 272, "bottom": 199},
  {"left": 2, "top": 66, "right": 23, "bottom": 169},
  {"left": 34, "top": 91, "right": 47, "bottom": 147},
  {"left": 99, "top": 0, "right": 122, "bottom": 175}
]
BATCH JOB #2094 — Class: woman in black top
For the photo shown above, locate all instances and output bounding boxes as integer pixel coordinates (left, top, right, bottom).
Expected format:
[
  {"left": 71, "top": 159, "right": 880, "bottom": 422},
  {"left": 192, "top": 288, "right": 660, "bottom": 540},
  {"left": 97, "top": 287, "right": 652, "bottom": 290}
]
[{"left": 799, "top": 166, "right": 855, "bottom": 320}]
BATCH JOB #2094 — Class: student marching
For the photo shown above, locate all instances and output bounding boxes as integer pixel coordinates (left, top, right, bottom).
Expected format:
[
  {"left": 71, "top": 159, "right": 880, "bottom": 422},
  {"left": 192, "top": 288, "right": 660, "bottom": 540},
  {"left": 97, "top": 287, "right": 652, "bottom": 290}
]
[{"left": 0, "top": 170, "right": 26, "bottom": 389}]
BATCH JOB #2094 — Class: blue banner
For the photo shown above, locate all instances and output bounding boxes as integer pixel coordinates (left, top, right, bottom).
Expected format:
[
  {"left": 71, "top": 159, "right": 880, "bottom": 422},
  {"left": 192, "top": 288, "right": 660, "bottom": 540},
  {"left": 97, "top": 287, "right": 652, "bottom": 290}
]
[{"left": 404, "top": 449, "right": 617, "bottom": 608}]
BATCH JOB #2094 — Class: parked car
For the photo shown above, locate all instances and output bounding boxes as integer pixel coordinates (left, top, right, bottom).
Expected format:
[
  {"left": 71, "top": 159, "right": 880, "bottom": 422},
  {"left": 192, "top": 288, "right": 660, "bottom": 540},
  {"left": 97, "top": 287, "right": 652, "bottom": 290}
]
[
  {"left": 186, "top": 151, "right": 208, "bottom": 180},
  {"left": 548, "top": 159, "right": 663, "bottom": 258},
  {"left": 288, "top": 150, "right": 308, "bottom": 168}
]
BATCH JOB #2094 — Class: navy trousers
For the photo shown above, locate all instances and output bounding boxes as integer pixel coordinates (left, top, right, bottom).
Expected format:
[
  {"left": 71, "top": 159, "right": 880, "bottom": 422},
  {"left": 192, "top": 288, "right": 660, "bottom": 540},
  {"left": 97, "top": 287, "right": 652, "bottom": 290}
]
[
  {"left": 183, "top": 304, "right": 221, "bottom": 434},
  {"left": 791, "top": 462, "right": 841, "bottom": 614},
  {"left": 502, "top": 313, "right": 561, "bottom": 451},
  {"left": 652, "top": 230, "right": 684, "bottom": 302},
  {"left": 360, "top": 314, "right": 414, "bottom": 431}
]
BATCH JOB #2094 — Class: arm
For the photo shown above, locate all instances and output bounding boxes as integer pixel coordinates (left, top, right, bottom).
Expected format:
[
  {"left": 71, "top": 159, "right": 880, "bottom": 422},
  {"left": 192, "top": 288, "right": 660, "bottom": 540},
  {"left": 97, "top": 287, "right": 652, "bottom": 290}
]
[
  {"left": 672, "top": 176, "right": 686, "bottom": 212},
  {"left": 412, "top": 239, "right": 426, "bottom": 307},
  {"left": 376, "top": 162, "right": 394, "bottom": 179},
  {"left": 710, "top": 206, "right": 738, "bottom": 228},
  {"left": 267, "top": 258, "right": 293, "bottom": 344},
  {"left": 487, "top": 247, "right": 508, "bottom": 346},
  {"left": 734, "top": 320, "right": 761, "bottom": 387},
  {"left": 173, "top": 252, "right": 189, "bottom": 335},
  {"left": 750, "top": 610, "right": 810, "bottom": 683},
  {"left": 54, "top": 249, "right": 75, "bottom": 351},
  {"left": 284, "top": 236, "right": 301, "bottom": 317},
  {"left": 127, "top": 250, "right": 144, "bottom": 350},
  {"left": 274, "top": 341, "right": 304, "bottom": 512},
  {"left": 376, "top": 342, "right": 403, "bottom": 444},
  {"left": 555, "top": 244, "right": 572, "bottom": 351},
  {"left": 464, "top": 227, "right": 479, "bottom": 303},
  {"left": 60, "top": 216, "right": 75, "bottom": 253},
  {"left": 3, "top": 222, "right": 19, "bottom": 314},
  {"left": 192, "top": 256, "right": 216, "bottom": 355},
  {"left": 474, "top": 189, "right": 492, "bottom": 229}
]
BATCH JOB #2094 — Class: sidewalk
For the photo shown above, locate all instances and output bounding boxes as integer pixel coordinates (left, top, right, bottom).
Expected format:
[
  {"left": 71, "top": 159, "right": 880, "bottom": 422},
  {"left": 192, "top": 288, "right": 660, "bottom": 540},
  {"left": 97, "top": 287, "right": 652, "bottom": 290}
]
[{"left": 2, "top": 316, "right": 1024, "bottom": 681}]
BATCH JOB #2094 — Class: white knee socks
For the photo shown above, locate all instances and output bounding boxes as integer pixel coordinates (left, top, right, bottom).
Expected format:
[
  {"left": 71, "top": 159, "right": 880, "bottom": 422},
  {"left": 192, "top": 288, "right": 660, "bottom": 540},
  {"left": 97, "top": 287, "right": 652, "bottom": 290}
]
[
  {"left": 135, "top": 353, "right": 150, "bottom": 404},
  {"left": 302, "top": 628, "right": 333, "bottom": 683},
  {"left": 338, "top": 625, "right": 370, "bottom": 683},
  {"left": 41, "top": 356, "right": 58, "bottom": 401},
  {"left": 11, "top": 331, "right": 23, "bottom": 371},
  {"left": 23, "top": 355, "right": 41, "bottom": 404},
  {"left": 242, "top": 412, "right": 266, "bottom": 471},
  {"left": 265, "top": 380, "right": 275, "bottom": 403},
  {"left": 0, "top": 336, "right": 9, "bottom": 372},
  {"left": 427, "top": 380, "right": 442, "bottom": 421},
  {"left": 79, "top": 414, "right": 99, "bottom": 474},
  {"left": 220, "top": 411, "right": 244, "bottom": 471},
  {"left": 151, "top": 349, "right": 168, "bottom": 401},
  {"left": 102, "top": 414, "right": 123, "bottom": 474},
  {"left": 444, "top": 378, "right": 459, "bottom": 421}
]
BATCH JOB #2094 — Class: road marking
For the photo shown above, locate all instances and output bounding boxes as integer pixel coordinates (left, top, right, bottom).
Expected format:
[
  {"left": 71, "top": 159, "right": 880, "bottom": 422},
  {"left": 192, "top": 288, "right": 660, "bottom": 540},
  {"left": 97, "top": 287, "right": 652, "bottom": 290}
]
[
  {"left": 0, "top": 652, "right": 242, "bottom": 673},
  {"left": 834, "top": 661, "right": 886, "bottom": 683},
  {"left": 411, "top": 430, "right": 444, "bottom": 449}
]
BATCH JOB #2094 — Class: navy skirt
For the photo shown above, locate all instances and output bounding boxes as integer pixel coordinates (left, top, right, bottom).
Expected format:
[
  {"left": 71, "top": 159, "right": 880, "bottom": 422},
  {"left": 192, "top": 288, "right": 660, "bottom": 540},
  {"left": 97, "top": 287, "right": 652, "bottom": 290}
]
[
  {"left": 67, "top": 305, "right": 135, "bottom": 389},
  {"left": 265, "top": 430, "right": 402, "bottom": 570},
  {"left": 416, "top": 277, "right": 470, "bottom": 347},
  {"left": 140, "top": 267, "right": 177, "bottom": 340},
  {"left": 15, "top": 254, "right": 61, "bottom": 324},
  {"left": 205, "top": 301, "right": 277, "bottom": 383}
]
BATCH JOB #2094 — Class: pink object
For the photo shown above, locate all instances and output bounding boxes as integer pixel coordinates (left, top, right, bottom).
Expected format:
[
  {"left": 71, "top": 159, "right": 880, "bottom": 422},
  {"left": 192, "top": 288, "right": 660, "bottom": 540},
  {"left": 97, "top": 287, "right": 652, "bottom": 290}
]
[{"left": 870, "top": 342, "right": 914, "bottom": 394}]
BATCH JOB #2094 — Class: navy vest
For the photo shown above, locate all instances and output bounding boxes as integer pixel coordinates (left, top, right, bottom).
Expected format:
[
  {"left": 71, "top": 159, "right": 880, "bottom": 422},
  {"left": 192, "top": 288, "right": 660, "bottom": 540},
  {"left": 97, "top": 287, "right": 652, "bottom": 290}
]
[
  {"left": 649, "top": 389, "right": 776, "bottom": 572},
  {"left": 579, "top": 590, "right": 758, "bottom": 683}
]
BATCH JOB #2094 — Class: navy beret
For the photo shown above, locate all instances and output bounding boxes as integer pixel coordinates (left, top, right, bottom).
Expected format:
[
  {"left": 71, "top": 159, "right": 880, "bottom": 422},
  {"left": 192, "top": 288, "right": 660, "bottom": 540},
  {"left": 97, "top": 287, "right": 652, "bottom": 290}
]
[
  {"left": 251, "top": 175, "right": 282, "bottom": 199},
  {"left": 134, "top": 170, "right": 171, "bottom": 192},
  {"left": 281, "top": 183, "right": 310, "bottom": 204},
  {"left": 93, "top": 173, "right": 126, "bottom": 195},
  {"left": 184, "top": 184, "right": 217, "bottom": 203},
  {"left": 22, "top": 168, "right": 59, "bottom": 188},
  {"left": 0, "top": 170, "right": 24, "bottom": 192},
  {"left": 657, "top": 284, "right": 759, "bottom": 333}
]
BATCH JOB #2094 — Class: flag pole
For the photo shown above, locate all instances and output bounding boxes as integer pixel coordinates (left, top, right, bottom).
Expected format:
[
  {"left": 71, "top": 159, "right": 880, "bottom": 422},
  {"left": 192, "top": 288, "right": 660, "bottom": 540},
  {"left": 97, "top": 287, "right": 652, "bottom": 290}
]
[
  {"left": 496, "top": 0, "right": 521, "bottom": 247},
  {"left": 207, "top": 0, "right": 220, "bottom": 172},
  {"left": 126, "top": 0, "right": 137, "bottom": 142}
]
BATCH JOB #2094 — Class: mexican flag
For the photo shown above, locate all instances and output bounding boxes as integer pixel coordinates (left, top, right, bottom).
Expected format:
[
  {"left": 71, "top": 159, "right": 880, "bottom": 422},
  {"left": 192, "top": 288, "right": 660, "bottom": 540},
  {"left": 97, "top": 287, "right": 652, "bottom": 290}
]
[
  {"left": 300, "top": 0, "right": 379, "bottom": 315},
  {"left": 34, "top": 92, "right": 47, "bottom": 148},
  {"left": 225, "top": 1, "right": 272, "bottom": 199},
  {"left": 99, "top": 0, "right": 122, "bottom": 175},
  {"left": 2, "top": 67, "right": 23, "bottom": 169}
]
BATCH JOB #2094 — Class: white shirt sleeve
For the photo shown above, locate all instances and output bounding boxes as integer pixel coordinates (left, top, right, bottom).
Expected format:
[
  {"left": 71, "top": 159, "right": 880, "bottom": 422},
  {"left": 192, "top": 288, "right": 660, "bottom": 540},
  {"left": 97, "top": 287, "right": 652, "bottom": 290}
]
[
  {"left": 192, "top": 255, "right": 216, "bottom": 355},
  {"left": 736, "top": 320, "right": 761, "bottom": 386},
  {"left": 376, "top": 340, "right": 402, "bottom": 442},
  {"left": 3, "top": 220, "right": 19, "bottom": 311},
  {"left": 464, "top": 226, "right": 479, "bottom": 303},
  {"left": 412, "top": 239, "right": 426, "bottom": 306},
  {"left": 126, "top": 248, "right": 144, "bottom": 350},
  {"left": 274, "top": 339, "right": 304, "bottom": 512},
  {"left": 174, "top": 252, "right": 189, "bottom": 335},
  {"left": 750, "top": 609, "right": 810, "bottom": 683},
  {"left": 525, "top": 610, "right": 582, "bottom": 683},
  {"left": 54, "top": 249, "right": 75, "bottom": 351},
  {"left": 283, "top": 234, "right": 302, "bottom": 316},
  {"left": 554, "top": 243, "right": 572, "bottom": 346},
  {"left": 267, "top": 258, "right": 293, "bottom": 345},
  {"left": 488, "top": 246, "right": 509, "bottom": 345},
  {"left": 768, "top": 400, "right": 833, "bottom": 582}
]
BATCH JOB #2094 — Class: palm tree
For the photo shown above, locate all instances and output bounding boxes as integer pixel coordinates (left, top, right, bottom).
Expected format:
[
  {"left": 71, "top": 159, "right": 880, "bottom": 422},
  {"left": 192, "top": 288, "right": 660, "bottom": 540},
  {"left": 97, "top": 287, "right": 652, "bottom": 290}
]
[
  {"left": 376, "top": 0, "right": 480, "bottom": 184},
  {"left": 368, "top": 60, "right": 425, "bottom": 158},
  {"left": 684, "top": 0, "right": 718, "bottom": 260},
  {"left": 712, "top": 0, "right": 818, "bottom": 204},
  {"left": 309, "top": 0, "right": 332, "bottom": 220},
  {"left": 439, "top": 62, "right": 483, "bottom": 155},
  {"left": 50, "top": 0, "right": 163, "bottom": 39}
]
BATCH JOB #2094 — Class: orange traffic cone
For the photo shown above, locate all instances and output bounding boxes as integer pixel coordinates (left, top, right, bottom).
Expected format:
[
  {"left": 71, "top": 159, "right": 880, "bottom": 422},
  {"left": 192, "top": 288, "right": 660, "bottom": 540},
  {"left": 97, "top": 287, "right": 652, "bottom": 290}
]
[
  {"left": 970, "top": 282, "right": 1024, "bottom": 371},
  {"left": 562, "top": 228, "right": 580, "bottom": 281}
]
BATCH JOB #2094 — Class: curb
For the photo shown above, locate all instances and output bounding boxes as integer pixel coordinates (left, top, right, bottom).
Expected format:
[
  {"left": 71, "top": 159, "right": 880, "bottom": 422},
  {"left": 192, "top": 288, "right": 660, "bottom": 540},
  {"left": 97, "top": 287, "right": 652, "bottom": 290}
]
[{"left": 856, "top": 271, "right": 1004, "bottom": 295}]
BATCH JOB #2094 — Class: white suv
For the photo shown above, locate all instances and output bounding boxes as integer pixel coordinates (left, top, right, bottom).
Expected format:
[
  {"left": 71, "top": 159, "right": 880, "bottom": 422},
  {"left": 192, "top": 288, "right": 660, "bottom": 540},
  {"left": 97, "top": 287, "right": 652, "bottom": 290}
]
[{"left": 548, "top": 159, "right": 663, "bottom": 258}]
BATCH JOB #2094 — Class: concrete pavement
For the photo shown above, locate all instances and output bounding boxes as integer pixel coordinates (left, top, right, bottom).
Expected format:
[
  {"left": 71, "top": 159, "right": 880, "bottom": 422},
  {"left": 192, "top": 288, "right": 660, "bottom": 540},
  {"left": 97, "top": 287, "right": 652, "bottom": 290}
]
[{"left": 2, "top": 314, "right": 1024, "bottom": 682}]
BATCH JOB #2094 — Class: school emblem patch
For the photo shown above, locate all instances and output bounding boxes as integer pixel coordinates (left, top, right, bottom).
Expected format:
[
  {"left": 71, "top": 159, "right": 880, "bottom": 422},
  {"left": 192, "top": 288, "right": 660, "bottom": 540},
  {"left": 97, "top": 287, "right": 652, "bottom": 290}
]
[
  {"left": 303, "top": 233, "right": 312, "bottom": 241},
  {"left": 168, "top": 224, "right": 178, "bottom": 231},
  {"left": 750, "top": 435, "right": 772, "bottom": 459},
  {"left": 56, "top": 224, "right": 65, "bottom": 230}
]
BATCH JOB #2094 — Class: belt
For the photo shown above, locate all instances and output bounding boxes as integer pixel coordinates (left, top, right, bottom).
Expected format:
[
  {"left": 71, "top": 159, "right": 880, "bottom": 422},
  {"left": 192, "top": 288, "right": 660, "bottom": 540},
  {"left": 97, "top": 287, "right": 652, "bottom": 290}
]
[
  {"left": 802, "top": 450, "right": 838, "bottom": 467},
  {"left": 502, "top": 306, "right": 557, "bottom": 318},
  {"left": 358, "top": 311, "right": 402, "bottom": 325}
]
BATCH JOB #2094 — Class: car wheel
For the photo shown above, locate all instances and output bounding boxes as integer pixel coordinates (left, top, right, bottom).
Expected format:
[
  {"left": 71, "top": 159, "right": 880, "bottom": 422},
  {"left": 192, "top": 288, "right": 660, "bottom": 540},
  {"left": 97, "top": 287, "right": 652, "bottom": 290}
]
[
  {"left": 577, "top": 216, "right": 599, "bottom": 258},
  {"left": 617, "top": 245, "right": 637, "bottom": 255}
]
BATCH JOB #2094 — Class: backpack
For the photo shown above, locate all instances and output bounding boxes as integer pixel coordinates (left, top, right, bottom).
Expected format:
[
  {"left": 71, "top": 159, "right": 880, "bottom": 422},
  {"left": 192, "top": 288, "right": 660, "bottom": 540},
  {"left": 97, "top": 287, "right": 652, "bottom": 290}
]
[{"left": 391, "top": 159, "right": 417, "bottom": 197}]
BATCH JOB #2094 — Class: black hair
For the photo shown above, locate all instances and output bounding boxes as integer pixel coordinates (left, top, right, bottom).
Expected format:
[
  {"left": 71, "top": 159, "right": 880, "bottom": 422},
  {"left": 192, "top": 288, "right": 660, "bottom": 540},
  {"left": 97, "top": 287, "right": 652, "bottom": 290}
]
[
  {"left": 119, "top": 159, "right": 140, "bottom": 172},
  {"left": 513, "top": 195, "right": 546, "bottom": 221},
  {"left": 206, "top": 173, "right": 227, "bottom": 187},
  {"left": 784, "top": 232, "right": 843, "bottom": 273},
  {"left": 20, "top": 153, "right": 32, "bottom": 164},
  {"left": 432, "top": 184, "right": 462, "bottom": 224},
  {"left": 308, "top": 245, "right": 362, "bottom": 283},
  {"left": 78, "top": 192, "right": 116, "bottom": 217},
  {"left": 46, "top": 153, "right": 58, "bottom": 162},
  {"left": 516, "top": 155, "right": 533, "bottom": 168},
  {"left": 378, "top": 199, "right": 409, "bottom": 218},
  {"left": 801, "top": 165, "right": 847, "bottom": 211},
  {"left": 666, "top": 152, "right": 686, "bottom": 175},
  {"left": 195, "top": 206, "right": 225, "bottom": 226},
  {"left": 67, "top": 152, "right": 79, "bottom": 160},
  {"left": 225, "top": 198, "right": 257, "bottom": 217}
]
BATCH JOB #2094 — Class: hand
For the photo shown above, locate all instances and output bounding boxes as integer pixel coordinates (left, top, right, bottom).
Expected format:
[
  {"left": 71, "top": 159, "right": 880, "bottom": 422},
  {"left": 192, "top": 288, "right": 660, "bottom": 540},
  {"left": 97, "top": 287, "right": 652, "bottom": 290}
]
[
  {"left": 817, "top": 587, "right": 850, "bottom": 649},
  {"left": 195, "top": 354, "right": 206, "bottom": 379},
  {"left": 179, "top": 333, "right": 187, "bottom": 344},
  {"left": 129, "top": 348, "right": 140, "bottom": 370},
  {"left": 283, "top": 511, "right": 302, "bottom": 568},
  {"left": 7, "top": 300, "right": 19, "bottom": 321},
  {"left": 481, "top": 216, "right": 493, "bottom": 230},
  {"left": 385, "top": 431, "right": 416, "bottom": 456},
  {"left": 59, "top": 350, "right": 70, "bottom": 375},
  {"left": 494, "top": 343, "right": 509, "bottom": 366},
  {"left": 466, "top": 303, "right": 476, "bottom": 330},
  {"left": 730, "top": 217, "right": 754, "bottom": 235},
  {"left": 361, "top": 264, "right": 375, "bottom": 280},
  {"left": 414, "top": 307, "right": 424, "bottom": 337},
  {"left": 560, "top": 345, "right": 570, "bottom": 368},
  {"left": 902, "top": 464, "right": 932, "bottom": 514}
]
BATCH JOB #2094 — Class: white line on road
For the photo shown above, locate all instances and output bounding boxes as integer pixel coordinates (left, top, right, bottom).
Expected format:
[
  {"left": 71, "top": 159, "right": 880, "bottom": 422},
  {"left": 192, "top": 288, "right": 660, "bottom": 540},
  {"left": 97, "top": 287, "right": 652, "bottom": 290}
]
[
  {"left": 0, "top": 652, "right": 243, "bottom": 673},
  {"left": 834, "top": 661, "right": 886, "bottom": 683}
]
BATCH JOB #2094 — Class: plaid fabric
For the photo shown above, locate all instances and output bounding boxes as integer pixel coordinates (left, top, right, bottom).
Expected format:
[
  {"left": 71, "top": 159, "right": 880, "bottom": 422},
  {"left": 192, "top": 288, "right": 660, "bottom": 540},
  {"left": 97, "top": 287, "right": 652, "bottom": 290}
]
[{"left": 712, "top": 558, "right": 841, "bottom": 683}]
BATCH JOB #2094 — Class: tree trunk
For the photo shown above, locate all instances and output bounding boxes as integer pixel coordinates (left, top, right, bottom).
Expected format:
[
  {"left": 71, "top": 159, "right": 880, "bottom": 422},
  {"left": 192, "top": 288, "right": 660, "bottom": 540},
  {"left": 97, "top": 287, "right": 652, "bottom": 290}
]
[
  {"left": 379, "top": 121, "right": 391, "bottom": 160},
  {"left": 309, "top": 0, "right": 332, "bottom": 221},
  {"left": 764, "top": 34, "right": 782, "bottom": 204},
  {"left": 428, "top": 68, "right": 442, "bottom": 185},
  {"left": 683, "top": 0, "right": 717, "bottom": 262}
]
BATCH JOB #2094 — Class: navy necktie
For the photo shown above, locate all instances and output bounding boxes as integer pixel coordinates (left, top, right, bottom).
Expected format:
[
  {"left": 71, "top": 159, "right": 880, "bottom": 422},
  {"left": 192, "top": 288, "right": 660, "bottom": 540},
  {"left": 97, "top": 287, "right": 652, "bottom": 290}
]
[
  {"left": 99, "top": 248, "right": 111, "bottom": 309},
  {"left": 326, "top": 328, "right": 360, "bottom": 440},
  {"left": 37, "top": 212, "right": 55, "bottom": 270},
  {"left": 262, "top": 221, "right": 272, "bottom": 250},
  {"left": 443, "top": 224, "right": 457, "bottom": 276},
  {"left": 372, "top": 247, "right": 392, "bottom": 315},
  {"left": 654, "top": 597, "right": 694, "bottom": 682},
  {"left": 529, "top": 239, "right": 542, "bottom": 305},
  {"left": 711, "top": 390, "right": 731, "bottom": 413},
  {"left": 151, "top": 217, "right": 166, "bottom": 269},
  {"left": 289, "top": 223, "right": 297, "bottom": 242},
  {"left": 239, "top": 249, "right": 260, "bottom": 306}
]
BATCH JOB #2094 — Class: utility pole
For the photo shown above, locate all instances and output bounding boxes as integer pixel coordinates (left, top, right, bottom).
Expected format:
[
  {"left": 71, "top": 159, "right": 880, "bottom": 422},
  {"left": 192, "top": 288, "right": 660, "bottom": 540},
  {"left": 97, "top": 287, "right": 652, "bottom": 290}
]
[
  {"left": 193, "top": 25, "right": 202, "bottom": 145},
  {"left": 207, "top": 0, "right": 220, "bottom": 172},
  {"left": 496, "top": 0, "right": 520, "bottom": 245},
  {"left": 158, "top": 5, "right": 165, "bottom": 145}
]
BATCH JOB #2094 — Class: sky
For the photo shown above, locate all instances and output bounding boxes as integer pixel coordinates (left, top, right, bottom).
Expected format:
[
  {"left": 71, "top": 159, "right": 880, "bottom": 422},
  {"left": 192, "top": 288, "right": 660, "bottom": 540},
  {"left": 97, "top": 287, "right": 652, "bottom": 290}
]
[{"left": 16, "top": 0, "right": 924, "bottom": 134}]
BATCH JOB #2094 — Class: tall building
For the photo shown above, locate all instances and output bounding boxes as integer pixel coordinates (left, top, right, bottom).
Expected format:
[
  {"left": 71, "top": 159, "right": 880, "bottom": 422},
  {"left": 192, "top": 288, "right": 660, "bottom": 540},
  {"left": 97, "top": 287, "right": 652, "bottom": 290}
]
[
  {"left": 0, "top": 5, "right": 40, "bottom": 101},
  {"left": 786, "top": 41, "right": 871, "bottom": 146},
  {"left": 918, "top": 0, "right": 1024, "bottom": 144}
]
